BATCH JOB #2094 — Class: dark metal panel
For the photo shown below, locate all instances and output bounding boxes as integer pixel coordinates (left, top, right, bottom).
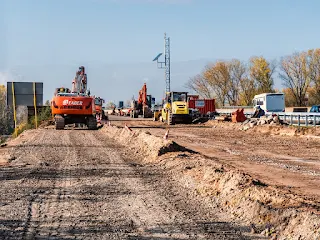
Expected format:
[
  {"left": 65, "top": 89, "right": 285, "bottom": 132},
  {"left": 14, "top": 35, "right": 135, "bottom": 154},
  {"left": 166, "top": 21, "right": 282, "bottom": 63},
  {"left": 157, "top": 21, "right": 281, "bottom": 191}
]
[
  {"left": 7, "top": 95, "right": 43, "bottom": 106},
  {"left": 7, "top": 82, "right": 43, "bottom": 95},
  {"left": 6, "top": 82, "right": 43, "bottom": 106}
]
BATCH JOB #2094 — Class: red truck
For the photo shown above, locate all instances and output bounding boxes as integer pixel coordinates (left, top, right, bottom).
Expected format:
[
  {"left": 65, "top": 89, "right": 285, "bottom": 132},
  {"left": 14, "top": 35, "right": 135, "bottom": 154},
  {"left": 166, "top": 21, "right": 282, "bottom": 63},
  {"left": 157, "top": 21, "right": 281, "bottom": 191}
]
[{"left": 188, "top": 95, "right": 215, "bottom": 116}]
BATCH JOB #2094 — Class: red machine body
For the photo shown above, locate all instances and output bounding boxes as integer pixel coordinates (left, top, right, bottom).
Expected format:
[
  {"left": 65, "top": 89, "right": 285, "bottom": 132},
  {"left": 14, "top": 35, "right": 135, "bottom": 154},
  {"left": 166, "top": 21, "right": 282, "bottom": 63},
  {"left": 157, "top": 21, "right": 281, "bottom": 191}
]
[
  {"left": 138, "top": 83, "right": 148, "bottom": 106},
  {"left": 188, "top": 98, "right": 216, "bottom": 115}
]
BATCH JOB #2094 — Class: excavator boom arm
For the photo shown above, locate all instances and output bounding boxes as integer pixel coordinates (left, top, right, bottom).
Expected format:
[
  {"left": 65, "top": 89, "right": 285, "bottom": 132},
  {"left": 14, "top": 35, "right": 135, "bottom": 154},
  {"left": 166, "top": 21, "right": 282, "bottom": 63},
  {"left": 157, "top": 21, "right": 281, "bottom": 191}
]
[{"left": 72, "top": 66, "right": 88, "bottom": 94}]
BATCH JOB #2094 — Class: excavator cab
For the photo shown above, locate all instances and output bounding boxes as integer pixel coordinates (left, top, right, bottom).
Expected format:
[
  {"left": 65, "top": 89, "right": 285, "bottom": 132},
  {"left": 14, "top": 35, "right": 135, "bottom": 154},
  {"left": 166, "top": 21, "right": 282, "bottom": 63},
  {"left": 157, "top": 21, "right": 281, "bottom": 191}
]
[{"left": 55, "top": 87, "right": 71, "bottom": 95}]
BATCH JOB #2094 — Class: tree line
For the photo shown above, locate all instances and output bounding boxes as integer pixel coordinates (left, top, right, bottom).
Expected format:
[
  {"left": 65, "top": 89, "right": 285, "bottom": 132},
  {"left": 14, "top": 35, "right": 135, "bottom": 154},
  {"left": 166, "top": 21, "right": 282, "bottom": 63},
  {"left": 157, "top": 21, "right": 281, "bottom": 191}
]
[{"left": 186, "top": 48, "right": 320, "bottom": 107}]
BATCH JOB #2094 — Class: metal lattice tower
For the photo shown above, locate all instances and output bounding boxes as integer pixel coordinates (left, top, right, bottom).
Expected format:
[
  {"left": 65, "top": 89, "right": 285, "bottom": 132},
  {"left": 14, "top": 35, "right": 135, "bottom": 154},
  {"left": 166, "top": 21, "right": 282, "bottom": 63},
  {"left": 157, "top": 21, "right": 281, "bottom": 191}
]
[
  {"left": 164, "top": 33, "right": 170, "bottom": 93},
  {"left": 153, "top": 33, "right": 171, "bottom": 93}
]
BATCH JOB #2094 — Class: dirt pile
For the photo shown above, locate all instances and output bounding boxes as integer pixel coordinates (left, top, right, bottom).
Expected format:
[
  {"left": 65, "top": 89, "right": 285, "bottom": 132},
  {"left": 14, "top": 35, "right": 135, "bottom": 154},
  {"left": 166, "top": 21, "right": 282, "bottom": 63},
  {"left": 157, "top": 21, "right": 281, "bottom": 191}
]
[
  {"left": 101, "top": 125, "right": 186, "bottom": 162},
  {"left": 103, "top": 125, "right": 320, "bottom": 239},
  {"left": 239, "top": 115, "right": 288, "bottom": 131},
  {"left": 174, "top": 155, "right": 320, "bottom": 239},
  {"left": 0, "top": 129, "right": 37, "bottom": 166},
  {"left": 206, "top": 120, "right": 310, "bottom": 137}
]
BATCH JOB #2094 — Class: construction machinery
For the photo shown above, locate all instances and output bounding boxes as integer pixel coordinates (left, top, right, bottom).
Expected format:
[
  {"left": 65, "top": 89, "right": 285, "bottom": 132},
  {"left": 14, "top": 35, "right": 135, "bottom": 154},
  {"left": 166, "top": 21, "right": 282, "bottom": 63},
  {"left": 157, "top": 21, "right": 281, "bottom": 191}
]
[
  {"left": 94, "top": 96, "right": 107, "bottom": 122},
  {"left": 130, "top": 83, "right": 154, "bottom": 118},
  {"left": 51, "top": 66, "right": 97, "bottom": 130},
  {"left": 188, "top": 95, "right": 216, "bottom": 117},
  {"left": 157, "top": 91, "right": 192, "bottom": 125}
]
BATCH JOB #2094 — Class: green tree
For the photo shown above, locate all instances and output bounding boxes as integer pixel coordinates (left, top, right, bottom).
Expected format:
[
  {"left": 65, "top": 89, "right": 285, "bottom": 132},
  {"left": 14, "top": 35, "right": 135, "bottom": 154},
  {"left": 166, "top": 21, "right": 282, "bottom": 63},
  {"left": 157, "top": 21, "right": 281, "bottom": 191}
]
[{"left": 239, "top": 78, "right": 256, "bottom": 106}]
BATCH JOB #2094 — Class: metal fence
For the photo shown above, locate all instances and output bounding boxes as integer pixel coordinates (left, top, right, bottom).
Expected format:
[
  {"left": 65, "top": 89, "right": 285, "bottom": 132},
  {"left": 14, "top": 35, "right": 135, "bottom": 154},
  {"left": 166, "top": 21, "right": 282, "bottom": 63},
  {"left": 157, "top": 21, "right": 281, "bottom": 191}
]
[
  {"left": 219, "top": 106, "right": 252, "bottom": 109},
  {"left": 217, "top": 110, "right": 320, "bottom": 127}
]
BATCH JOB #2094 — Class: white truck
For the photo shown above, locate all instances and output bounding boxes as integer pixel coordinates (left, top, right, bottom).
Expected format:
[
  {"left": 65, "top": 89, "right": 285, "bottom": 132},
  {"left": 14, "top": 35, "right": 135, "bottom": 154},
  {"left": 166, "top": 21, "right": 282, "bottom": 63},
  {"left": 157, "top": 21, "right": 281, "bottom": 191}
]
[{"left": 252, "top": 93, "right": 285, "bottom": 113}]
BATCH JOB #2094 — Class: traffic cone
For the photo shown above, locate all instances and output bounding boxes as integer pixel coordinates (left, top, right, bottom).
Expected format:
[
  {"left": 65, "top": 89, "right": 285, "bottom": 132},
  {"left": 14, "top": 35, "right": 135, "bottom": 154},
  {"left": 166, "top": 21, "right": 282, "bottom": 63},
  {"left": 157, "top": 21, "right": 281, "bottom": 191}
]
[
  {"left": 125, "top": 124, "right": 132, "bottom": 132},
  {"left": 163, "top": 129, "right": 169, "bottom": 139}
]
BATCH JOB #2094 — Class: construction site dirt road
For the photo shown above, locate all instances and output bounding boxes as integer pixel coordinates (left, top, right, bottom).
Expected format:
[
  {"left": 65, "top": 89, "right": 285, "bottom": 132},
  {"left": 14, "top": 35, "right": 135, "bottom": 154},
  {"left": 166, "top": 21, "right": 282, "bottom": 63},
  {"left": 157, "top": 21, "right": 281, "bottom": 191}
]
[
  {"left": 110, "top": 116, "right": 320, "bottom": 201},
  {"left": 0, "top": 127, "right": 254, "bottom": 239},
  {"left": 103, "top": 115, "right": 320, "bottom": 239}
]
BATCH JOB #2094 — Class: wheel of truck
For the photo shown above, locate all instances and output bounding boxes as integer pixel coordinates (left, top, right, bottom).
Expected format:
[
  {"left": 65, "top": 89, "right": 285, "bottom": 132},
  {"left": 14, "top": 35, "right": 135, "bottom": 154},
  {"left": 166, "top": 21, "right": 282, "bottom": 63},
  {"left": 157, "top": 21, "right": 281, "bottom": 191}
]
[
  {"left": 87, "top": 116, "right": 97, "bottom": 130},
  {"left": 168, "top": 112, "right": 174, "bottom": 125},
  {"left": 154, "top": 113, "right": 160, "bottom": 122},
  {"left": 102, "top": 111, "right": 106, "bottom": 120},
  {"left": 55, "top": 115, "right": 65, "bottom": 130}
]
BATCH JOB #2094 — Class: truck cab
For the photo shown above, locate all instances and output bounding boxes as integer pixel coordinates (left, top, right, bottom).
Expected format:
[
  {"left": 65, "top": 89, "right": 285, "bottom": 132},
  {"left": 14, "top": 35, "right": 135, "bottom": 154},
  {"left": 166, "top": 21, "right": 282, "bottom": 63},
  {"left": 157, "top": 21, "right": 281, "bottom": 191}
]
[
  {"left": 94, "top": 97, "right": 106, "bottom": 120},
  {"left": 252, "top": 93, "right": 285, "bottom": 113}
]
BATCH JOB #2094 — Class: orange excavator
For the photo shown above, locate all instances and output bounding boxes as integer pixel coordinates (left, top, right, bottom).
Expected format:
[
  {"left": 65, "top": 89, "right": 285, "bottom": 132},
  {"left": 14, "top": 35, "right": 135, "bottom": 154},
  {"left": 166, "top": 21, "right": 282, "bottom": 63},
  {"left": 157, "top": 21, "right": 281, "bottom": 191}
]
[
  {"left": 130, "top": 83, "right": 153, "bottom": 118},
  {"left": 51, "top": 66, "right": 97, "bottom": 130}
]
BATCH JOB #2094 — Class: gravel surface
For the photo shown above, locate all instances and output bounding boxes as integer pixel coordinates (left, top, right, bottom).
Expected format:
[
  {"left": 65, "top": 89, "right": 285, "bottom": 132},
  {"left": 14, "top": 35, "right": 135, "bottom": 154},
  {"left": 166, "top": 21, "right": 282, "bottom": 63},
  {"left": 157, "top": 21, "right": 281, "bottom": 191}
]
[
  {"left": 0, "top": 129, "right": 251, "bottom": 239},
  {"left": 115, "top": 118, "right": 320, "bottom": 200}
]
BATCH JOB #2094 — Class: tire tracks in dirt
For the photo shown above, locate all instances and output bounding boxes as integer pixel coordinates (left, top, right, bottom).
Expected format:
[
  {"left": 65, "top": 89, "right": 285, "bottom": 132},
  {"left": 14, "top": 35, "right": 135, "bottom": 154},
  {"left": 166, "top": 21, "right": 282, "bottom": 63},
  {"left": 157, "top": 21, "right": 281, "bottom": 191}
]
[
  {"left": 92, "top": 130, "right": 246, "bottom": 239},
  {"left": 1, "top": 128, "right": 250, "bottom": 239}
]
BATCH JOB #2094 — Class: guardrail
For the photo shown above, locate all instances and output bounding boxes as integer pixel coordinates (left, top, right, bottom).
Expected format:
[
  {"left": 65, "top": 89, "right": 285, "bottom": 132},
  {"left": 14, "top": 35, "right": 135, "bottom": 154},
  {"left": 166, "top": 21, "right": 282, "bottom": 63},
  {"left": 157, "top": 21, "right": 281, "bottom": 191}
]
[
  {"left": 217, "top": 110, "right": 320, "bottom": 127},
  {"left": 219, "top": 106, "right": 252, "bottom": 109}
]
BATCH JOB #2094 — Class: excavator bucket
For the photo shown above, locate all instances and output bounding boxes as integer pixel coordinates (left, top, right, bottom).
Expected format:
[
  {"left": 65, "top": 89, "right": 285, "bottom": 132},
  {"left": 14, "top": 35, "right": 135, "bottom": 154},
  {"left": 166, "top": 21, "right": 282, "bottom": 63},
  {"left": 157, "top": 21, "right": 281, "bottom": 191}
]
[{"left": 231, "top": 108, "right": 247, "bottom": 123}]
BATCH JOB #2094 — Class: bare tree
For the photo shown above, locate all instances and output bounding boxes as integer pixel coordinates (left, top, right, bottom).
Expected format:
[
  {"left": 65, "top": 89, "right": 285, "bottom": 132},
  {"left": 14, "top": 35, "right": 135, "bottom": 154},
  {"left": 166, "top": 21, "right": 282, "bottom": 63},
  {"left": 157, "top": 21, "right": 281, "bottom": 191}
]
[
  {"left": 186, "top": 60, "right": 249, "bottom": 106},
  {"left": 204, "top": 62, "right": 230, "bottom": 106},
  {"left": 228, "top": 59, "right": 246, "bottom": 105},
  {"left": 307, "top": 49, "right": 320, "bottom": 103},
  {"left": 279, "top": 52, "right": 311, "bottom": 106},
  {"left": 185, "top": 73, "right": 213, "bottom": 98}
]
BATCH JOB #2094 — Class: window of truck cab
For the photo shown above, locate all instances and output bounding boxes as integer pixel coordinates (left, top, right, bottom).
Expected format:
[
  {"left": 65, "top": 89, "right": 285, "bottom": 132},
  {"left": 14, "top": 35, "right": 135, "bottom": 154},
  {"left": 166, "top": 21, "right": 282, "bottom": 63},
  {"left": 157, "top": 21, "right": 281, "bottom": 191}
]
[
  {"left": 256, "top": 98, "right": 264, "bottom": 106},
  {"left": 95, "top": 98, "right": 102, "bottom": 105},
  {"left": 172, "top": 93, "right": 186, "bottom": 102}
]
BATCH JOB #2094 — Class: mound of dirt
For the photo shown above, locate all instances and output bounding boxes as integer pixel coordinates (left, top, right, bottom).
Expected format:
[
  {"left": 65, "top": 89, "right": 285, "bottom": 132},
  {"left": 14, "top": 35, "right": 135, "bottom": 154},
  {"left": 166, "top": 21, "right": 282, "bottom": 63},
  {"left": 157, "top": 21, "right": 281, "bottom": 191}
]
[
  {"left": 174, "top": 155, "right": 320, "bottom": 239},
  {"left": 103, "top": 125, "right": 320, "bottom": 239},
  {"left": 101, "top": 125, "right": 188, "bottom": 163},
  {"left": 206, "top": 120, "right": 320, "bottom": 138}
]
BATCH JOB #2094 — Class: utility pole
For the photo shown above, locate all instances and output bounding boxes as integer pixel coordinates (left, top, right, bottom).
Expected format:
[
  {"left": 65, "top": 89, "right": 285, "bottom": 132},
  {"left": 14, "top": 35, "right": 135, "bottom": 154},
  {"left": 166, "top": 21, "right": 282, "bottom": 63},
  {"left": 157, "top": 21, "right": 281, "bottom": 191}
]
[
  {"left": 153, "top": 33, "right": 171, "bottom": 93},
  {"left": 164, "top": 33, "right": 170, "bottom": 93}
]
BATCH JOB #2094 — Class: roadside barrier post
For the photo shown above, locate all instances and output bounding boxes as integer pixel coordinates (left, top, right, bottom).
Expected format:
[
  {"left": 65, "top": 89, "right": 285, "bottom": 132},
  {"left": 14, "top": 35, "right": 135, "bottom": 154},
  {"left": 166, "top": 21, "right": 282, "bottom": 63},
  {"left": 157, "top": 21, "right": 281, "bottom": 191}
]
[
  {"left": 306, "top": 115, "right": 308, "bottom": 127},
  {"left": 11, "top": 82, "right": 17, "bottom": 137},
  {"left": 33, "top": 82, "right": 38, "bottom": 129}
]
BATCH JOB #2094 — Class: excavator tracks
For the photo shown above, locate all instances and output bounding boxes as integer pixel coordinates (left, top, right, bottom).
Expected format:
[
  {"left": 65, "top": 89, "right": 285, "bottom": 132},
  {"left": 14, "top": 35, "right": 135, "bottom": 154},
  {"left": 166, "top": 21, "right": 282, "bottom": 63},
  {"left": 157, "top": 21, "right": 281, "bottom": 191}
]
[
  {"left": 54, "top": 115, "right": 65, "bottom": 130},
  {"left": 87, "top": 116, "right": 97, "bottom": 130}
]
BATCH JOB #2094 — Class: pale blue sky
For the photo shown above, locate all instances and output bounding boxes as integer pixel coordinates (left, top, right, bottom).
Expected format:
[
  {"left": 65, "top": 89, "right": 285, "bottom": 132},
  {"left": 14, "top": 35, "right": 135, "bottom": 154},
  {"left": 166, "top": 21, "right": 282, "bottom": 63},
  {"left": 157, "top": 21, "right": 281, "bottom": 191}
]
[{"left": 1, "top": 0, "right": 320, "bottom": 103}]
